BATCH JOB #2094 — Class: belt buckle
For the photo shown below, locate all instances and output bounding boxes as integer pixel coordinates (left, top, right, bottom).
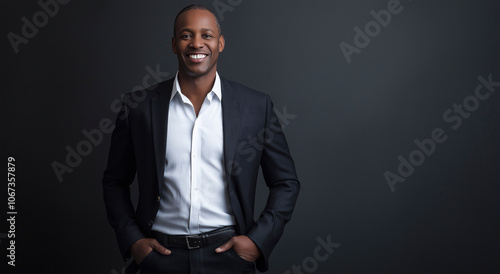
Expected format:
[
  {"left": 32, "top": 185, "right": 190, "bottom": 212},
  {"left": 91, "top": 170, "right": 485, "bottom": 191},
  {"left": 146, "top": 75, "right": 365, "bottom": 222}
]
[{"left": 185, "top": 235, "right": 201, "bottom": 249}]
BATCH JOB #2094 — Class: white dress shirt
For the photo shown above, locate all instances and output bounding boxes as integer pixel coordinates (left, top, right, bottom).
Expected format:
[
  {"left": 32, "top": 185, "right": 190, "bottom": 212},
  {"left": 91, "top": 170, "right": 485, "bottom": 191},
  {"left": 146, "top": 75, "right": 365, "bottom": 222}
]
[{"left": 152, "top": 72, "right": 235, "bottom": 235}]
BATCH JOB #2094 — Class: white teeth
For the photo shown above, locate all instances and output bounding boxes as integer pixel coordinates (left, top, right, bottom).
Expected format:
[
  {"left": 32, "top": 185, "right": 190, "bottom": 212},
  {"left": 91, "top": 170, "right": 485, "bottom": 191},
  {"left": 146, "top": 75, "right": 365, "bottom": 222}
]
[{"left": 189, "top": 54, "right": 207, "bottom": 59}]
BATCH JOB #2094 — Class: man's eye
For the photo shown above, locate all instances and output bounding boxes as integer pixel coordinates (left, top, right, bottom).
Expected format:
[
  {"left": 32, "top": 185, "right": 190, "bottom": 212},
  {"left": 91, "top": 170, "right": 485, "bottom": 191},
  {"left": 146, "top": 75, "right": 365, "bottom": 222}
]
[
  {"left": 181, "top": 34, "right": 191, "bottom": 39},
  {"left": 203, "top": 34, "right": 213, "bottom": 38}
]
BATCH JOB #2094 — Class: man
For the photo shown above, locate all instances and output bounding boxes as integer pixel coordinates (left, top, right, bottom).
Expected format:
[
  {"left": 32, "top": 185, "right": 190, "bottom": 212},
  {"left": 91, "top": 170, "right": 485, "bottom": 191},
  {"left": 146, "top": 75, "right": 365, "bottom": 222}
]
[{"left": 103, "top": 4, "right": 300, "bottom": 274}]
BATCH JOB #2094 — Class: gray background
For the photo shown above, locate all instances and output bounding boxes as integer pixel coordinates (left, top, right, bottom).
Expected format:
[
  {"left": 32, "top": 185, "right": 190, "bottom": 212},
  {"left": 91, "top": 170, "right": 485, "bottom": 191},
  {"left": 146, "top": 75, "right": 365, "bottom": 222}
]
[{"left": 3, "top": 0, "right": 500, "bottom": 273}]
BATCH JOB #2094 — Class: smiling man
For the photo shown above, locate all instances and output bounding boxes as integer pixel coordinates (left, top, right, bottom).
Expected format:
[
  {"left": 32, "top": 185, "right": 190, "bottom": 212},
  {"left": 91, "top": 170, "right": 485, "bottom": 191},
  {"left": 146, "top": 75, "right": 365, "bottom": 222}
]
[{"left": 103, "top": 4, "right": 300, "bottom": 274}]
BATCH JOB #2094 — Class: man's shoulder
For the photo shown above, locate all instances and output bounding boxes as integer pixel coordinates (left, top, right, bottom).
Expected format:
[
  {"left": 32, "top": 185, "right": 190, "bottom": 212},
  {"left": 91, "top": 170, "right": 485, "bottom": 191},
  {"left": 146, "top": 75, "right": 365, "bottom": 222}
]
[
  {"left": 220, "top": 76, "right": 268, "bottom": 99},
  {"left": 125, "top": 77, "right": 174, "bottom": 99}
]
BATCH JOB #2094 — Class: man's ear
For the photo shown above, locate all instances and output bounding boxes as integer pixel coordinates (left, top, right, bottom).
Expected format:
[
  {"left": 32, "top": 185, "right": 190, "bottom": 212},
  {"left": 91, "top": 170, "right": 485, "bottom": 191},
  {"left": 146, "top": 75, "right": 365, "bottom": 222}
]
[
  {"left": 172, "top": 37, "right": 177, "bottom": 54},
  {"left": 218, "top": 35, "right": 225, "bottom": 53}
]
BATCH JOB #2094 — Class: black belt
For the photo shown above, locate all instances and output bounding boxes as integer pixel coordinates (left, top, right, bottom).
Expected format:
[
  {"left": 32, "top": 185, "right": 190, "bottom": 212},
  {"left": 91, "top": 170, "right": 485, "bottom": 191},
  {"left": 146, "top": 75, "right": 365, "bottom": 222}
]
[{"left": 151, "top": 226, "right": 236, "bottom": 249}]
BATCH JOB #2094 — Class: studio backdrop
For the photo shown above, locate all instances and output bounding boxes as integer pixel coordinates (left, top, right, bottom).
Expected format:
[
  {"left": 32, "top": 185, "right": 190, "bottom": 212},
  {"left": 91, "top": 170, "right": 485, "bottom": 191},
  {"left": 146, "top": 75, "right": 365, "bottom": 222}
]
[{"left": 3, "top": 0, "right": 500, "bottom": 273}]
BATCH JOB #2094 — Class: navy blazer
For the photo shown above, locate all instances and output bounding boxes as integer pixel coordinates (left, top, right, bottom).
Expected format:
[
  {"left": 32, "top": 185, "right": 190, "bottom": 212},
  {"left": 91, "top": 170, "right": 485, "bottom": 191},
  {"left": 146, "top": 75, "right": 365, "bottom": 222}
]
[{"left": 103, "top": 76, "right": 300, "bottom": 272}]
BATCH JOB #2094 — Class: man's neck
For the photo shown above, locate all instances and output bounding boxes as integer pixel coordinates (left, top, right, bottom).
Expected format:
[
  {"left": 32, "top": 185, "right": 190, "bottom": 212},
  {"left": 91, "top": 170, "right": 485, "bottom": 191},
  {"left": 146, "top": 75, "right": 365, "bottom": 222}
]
[{"left": 177, "top": 70, "right": 216, "bottom": 98}]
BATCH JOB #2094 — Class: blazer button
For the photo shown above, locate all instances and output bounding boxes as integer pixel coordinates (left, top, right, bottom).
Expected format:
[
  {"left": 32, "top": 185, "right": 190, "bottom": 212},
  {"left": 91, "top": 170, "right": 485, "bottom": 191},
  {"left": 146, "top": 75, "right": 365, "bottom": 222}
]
[{"left": 148, "top": 220, "right": 154, "bottom": 226}]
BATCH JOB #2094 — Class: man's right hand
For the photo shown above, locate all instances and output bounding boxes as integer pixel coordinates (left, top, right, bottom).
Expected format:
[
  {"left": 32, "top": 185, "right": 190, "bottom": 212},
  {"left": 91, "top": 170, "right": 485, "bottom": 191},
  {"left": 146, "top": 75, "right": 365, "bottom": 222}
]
[{"left": 130, "top": 238, "right": 171, "bottom": 264}]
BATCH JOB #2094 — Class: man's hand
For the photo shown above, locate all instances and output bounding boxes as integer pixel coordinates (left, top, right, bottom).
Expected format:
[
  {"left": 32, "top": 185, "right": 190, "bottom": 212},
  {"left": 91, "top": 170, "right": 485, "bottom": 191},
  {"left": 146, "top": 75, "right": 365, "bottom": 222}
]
[
  {"left": 130, "top": 238, "right": 171, "bottom": 264},
  {"left": 215, "top": 235, "right": 261, "bottom": 262}
]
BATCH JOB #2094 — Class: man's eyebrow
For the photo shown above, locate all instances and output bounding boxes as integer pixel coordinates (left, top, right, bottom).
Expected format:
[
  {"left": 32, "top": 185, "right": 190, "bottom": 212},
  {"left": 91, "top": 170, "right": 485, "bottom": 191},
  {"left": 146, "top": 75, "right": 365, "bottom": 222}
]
[{"left": 178, "top": 27, "right": 215, "bottom": 33}]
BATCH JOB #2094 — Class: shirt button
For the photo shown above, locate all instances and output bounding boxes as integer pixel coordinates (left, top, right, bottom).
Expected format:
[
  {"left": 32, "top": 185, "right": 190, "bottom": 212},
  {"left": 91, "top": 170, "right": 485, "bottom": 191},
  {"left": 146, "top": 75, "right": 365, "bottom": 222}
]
[{"left": 157, "top": 195, "right": 160, "bottom": 202}]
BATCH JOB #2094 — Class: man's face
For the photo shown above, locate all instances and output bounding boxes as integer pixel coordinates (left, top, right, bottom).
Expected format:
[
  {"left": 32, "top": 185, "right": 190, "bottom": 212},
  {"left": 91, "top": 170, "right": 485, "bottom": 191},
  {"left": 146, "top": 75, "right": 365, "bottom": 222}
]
[{"left": 172, "top": 9, "right": 224, "bottom": 78}]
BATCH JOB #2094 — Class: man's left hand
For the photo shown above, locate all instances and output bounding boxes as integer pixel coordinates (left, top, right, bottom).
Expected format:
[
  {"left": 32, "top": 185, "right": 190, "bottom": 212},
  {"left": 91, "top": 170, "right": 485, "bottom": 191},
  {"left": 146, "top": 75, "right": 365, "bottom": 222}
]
[{"left": 215, "top": 235, "right": 261, "bottom": 262}]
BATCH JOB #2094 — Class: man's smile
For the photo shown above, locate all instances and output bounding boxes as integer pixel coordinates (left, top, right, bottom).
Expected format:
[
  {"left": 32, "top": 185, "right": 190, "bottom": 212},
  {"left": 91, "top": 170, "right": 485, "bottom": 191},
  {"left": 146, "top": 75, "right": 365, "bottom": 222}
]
[{"left": 187, "top": 54, "right": 208, "bottom": 62}]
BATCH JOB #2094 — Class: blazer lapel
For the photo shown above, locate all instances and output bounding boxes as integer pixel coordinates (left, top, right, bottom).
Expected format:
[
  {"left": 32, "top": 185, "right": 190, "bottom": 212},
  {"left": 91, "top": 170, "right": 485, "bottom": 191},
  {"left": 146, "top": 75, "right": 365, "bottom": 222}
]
[
  {"left": 151, "top": 79, "right": 174, "bottom": 188},
  {"left": 221, "top": 78, "right": 242, "bottom": 176},
  {"left": 221, "top": 77, "right": 247, "bottom": 234}
]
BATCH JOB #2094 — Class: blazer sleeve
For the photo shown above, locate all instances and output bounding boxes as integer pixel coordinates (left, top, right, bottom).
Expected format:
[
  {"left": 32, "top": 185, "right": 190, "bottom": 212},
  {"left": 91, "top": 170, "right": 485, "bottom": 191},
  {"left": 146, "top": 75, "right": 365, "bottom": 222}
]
[
  {"left": 102, "top": 94, "right": 146, "bottom": 261},
  {"left": 246, "top": 94, "right": 301, "bottom": 272}
]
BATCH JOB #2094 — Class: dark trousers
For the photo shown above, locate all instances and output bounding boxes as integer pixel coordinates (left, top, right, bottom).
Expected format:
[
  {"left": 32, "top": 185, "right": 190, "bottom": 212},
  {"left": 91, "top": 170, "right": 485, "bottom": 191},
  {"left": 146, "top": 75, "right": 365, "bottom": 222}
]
[{"left": 138, "top": 230, "right": 256, "bottom": 274}]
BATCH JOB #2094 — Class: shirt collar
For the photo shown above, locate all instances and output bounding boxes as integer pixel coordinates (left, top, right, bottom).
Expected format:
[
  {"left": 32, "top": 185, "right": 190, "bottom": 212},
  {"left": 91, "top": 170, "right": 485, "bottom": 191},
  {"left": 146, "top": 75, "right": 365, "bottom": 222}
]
[{"left": 171, "top": 72, "right": 222, "bottom": 102}]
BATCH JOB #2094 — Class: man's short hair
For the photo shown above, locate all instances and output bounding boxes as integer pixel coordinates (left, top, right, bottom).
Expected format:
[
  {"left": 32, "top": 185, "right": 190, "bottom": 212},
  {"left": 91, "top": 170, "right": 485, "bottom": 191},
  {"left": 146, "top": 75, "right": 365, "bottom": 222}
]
[{"left": 173, "top": 4, "right": 222, "bottom": 36}]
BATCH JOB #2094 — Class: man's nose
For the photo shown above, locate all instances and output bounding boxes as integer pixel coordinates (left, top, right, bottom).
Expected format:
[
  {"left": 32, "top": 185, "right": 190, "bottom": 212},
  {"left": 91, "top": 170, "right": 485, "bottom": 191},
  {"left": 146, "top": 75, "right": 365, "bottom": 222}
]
[{"left": 190, "top": 35, "right": 204, "bottom": 48}]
